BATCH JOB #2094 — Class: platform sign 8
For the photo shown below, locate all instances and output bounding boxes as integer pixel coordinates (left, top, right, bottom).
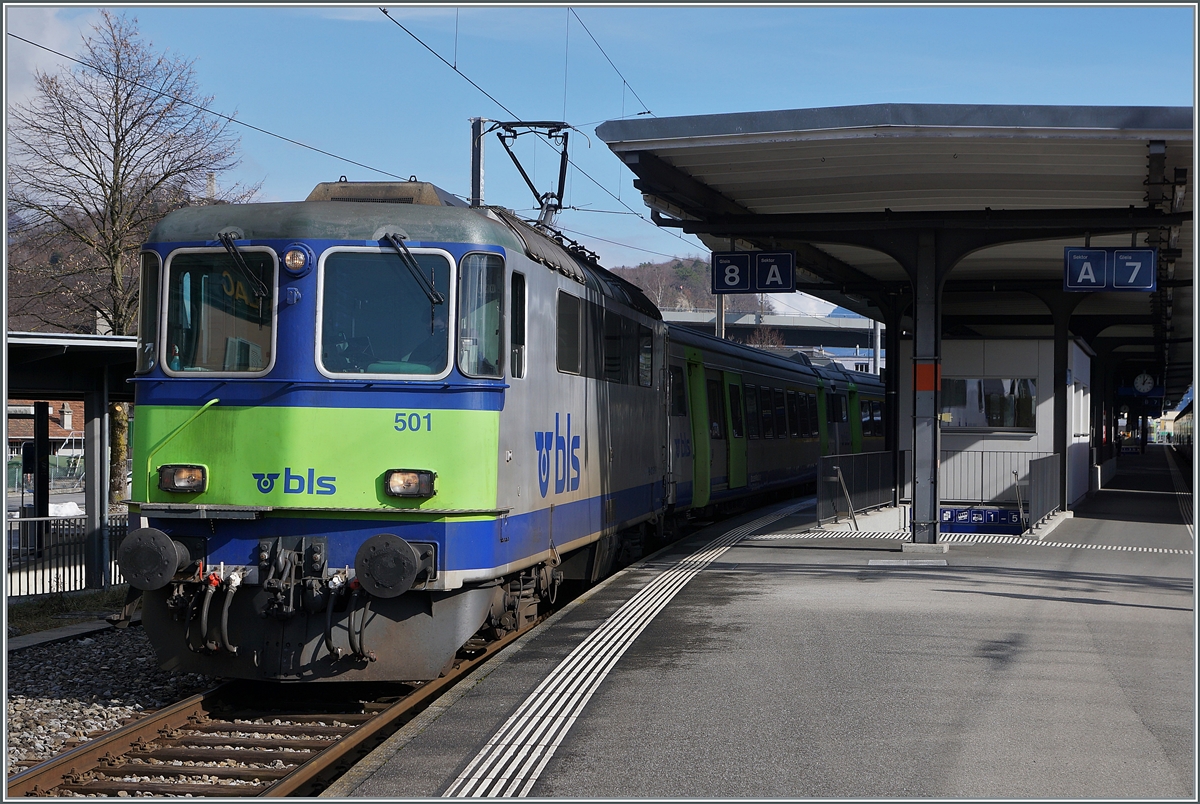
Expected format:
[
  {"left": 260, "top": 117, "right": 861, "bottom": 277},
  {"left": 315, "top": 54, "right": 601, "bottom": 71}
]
[{"left": 711, "top": 253, "right": 752, "bottom": 293}]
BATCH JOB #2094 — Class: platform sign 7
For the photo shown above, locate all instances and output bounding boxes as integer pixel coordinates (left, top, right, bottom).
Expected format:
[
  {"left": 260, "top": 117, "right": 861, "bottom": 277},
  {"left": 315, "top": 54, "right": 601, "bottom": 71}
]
[
  {"left": 1111, "top": 249, "right": 1157, "bottom": 291},
  {"left": 711, "top": 253, "right": 752, "bottom": 293}
]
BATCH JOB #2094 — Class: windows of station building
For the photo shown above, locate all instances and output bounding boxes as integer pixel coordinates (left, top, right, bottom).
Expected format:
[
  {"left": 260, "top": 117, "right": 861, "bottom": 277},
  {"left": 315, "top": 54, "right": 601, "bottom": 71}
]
[
  {"left": 745, "top": 384, "right": 761, "bottom": 438},
  {"left": 669, "top": 365, "right": 688, "bottom": 416},
  {"left": 706, "top": 379, "right": 726, "bottom": 440},
  {"left": 728, "top": 384, "right": 745, "bottom": 439},
  {"left": 940, "top": 378, "right": 1036, "bottom": 430}
]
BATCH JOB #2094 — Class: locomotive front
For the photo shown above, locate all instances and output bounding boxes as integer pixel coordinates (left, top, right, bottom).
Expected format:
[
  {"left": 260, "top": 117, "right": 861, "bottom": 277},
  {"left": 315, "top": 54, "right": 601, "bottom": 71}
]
[{"left": 121, "top": 186, "right": 525, "bottom": 681}]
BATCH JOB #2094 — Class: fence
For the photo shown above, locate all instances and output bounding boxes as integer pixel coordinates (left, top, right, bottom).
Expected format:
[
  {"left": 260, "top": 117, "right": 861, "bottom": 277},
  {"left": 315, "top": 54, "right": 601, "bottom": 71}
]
[
  {"left": 818, "top": 451, "right": 895, "bottom": 526},
  {"left": 900, "top": 450, "right": 1053, "bottom": 505},
  {"left": 1026, "top": 454, "right": 1061, "bottom": 531},
  {"left": 6, "top": 514, "right": 127, "bottom": 598},
  {"left": 6, "top": 455, "right": 86, "bottom": 493}
]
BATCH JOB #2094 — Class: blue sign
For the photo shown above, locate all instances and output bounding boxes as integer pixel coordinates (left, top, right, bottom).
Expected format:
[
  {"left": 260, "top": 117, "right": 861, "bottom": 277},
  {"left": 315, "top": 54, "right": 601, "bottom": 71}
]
[
  {"left": 711, "top": 253, "right": 751, "bottom": 293},
  {"left": 1064, "top": 247, "right": 1156, "bottom": 292},
  {"left": 712, "top": 251, "right": 795, "bottom": 294}
]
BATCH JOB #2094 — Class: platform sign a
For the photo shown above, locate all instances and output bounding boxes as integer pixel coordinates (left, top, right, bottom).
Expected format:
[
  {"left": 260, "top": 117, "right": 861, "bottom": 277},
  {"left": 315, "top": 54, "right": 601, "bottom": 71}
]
[
  {"left": 711, "top": 252, "right": 752, "bottom": 294},
  {"left": 754, "top": 252, "right": 795, "bottom": 294},
  {"left": 712, "top": 251, "right": 795, "bottom": 294},
  {"left": 1064, "top": 248, "right": 1107, "bottom": 290},
  {"left": 1064, "top": 247, "right": 1157, "bottom": 292}
]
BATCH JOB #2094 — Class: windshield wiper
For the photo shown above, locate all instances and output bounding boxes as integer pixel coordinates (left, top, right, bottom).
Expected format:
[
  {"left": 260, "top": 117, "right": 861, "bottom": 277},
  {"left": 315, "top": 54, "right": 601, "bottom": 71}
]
[
  {"left": 382, "top": 232, "right": 446, "bottom": 306},
  {"left": 217, "top": 232, "right": 270, "bottom": 299}
]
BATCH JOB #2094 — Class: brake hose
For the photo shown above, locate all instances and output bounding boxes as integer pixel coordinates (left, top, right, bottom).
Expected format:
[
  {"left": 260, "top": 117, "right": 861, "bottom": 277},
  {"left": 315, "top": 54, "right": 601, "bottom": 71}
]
[
  {"left": 198, "top": 573, "right": 220, "bottom": 651},
  {"left": 220, "top": 573, "right": 242, "bottom": 656},
  {"left": 347, "top": 584, "right": 362, "bottom": 658},
  {"left": 323, "top": 575, "right": 345, "bottom": 660}
]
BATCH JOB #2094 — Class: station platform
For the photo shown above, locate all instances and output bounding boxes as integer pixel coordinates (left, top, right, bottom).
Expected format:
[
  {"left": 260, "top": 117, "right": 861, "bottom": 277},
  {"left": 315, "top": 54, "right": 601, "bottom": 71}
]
[{"left": 326, "top": 445, "right": 1193, "bottom": 799}]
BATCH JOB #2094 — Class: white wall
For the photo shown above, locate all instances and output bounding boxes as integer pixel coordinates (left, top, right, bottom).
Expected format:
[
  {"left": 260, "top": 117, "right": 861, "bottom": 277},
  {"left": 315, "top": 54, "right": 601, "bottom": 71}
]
[{"left": 897, "top": 338, "right": 1091, "bottom": 507}]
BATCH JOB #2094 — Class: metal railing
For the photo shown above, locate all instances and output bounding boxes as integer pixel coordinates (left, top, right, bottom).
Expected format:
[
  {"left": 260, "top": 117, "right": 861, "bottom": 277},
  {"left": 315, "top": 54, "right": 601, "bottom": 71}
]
[
  {"left": 6, "top": 514, "right": 128, "bottom": 598},
  {"left": 1026, "top": 454, "right": 1061, "bottom": 531},
  {"left": 818, "top": 451, "right": 895, "bottom": 526},
  {"left": 900, "top": 450, "right": 1053, "bottom": 505}
]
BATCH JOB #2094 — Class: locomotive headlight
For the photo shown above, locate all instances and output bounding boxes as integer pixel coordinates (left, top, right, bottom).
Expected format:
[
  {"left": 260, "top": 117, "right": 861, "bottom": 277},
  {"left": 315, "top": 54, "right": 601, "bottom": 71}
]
[
  {"left": 384, "top": 469, "right": 436, "bottom": 498},
  {"left": 158, "top": 464, "right": 208, "bottom": 493},
  {"left": 282, "top": 243, "right": 315, "bottom": 277},
  {"left": 284, "top": 249, "right": 307, "bottom": 271}
]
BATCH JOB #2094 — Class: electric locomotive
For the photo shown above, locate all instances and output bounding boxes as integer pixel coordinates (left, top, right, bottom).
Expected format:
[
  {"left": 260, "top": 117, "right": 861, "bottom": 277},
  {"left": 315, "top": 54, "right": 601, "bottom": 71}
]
[{"left": 119, "top": 180, "right": 885, "bottom": 683}]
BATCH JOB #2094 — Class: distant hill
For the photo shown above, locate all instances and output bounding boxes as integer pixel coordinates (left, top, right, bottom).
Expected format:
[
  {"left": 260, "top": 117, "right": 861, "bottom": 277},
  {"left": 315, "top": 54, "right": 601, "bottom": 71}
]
[{"left": 611, "top": 257, "right": 773, "bottom": 314}]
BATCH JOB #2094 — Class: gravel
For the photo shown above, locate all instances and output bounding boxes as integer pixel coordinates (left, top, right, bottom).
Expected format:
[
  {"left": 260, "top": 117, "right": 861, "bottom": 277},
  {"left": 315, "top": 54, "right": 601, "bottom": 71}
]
[{"left": 6, "top": 627, "right": 216, "bottom": 776}]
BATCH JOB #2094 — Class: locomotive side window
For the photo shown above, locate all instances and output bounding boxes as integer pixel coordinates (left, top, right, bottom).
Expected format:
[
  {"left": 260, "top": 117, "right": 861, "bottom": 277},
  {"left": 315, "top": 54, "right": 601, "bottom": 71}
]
[
  {"left": 787, "top": 391, "right": 801, "bottom": 437},
  {"left": 759, "top": 386, "right": 775, "bottom": 438},
  {"left": 136, "top": 251, "right": 161, "bottom": 374},
  {"left": 603, "top": 310, "right": 622, "bottom": 382},
  {"left": 510, "top": 272, "right": 526, "bottom": 379},
  {"left": 556, "top": 291, "right": 581, "bottom": 374},
  {"left": 669, "top": 365, "right": 687, "bottom": 416},
  {"left": 745, "top": 384, "right": 760, "bottom": 438},
  {"left": 706, "top": 380, "right": 726, "bottom": 440},
  {"left": 638, "top": 326, "right": 653, "bottom": 387},
  {"left": 774, "top": 389, "right": 788, "bottom": 438},
  {"left": 165, "top": 250, "right": 275, "bottom": 374},
  {"left": 728, "top": 384, "right": 745, "bottom": 439},
  {"left": 458, "top": 253, "right": 503, "bottom": 377},
  {"left": 321, "top": 251, "right": 450, "bottom": 375}
]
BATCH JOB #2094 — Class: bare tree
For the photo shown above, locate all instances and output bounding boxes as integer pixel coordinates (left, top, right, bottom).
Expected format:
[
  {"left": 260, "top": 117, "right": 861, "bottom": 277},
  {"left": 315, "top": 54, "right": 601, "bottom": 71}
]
[{"left": 7, "top": 10, "right": 259, "bottom": 501}]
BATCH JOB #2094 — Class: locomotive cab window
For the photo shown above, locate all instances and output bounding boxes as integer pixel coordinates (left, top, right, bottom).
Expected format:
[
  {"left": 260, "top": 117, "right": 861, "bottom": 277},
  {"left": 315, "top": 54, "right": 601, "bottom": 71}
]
[
  {"left": 137, "top": 251, "right": 161, "bottom": 374},
  {"left": 458, "top": 253, "right": 503, "bottom": 377},
  {"left": 320, "top": 250, "right": 452, "bottom": 376},
  {"left": 164, "top": 249, "right": 276, "bottom": 374}
]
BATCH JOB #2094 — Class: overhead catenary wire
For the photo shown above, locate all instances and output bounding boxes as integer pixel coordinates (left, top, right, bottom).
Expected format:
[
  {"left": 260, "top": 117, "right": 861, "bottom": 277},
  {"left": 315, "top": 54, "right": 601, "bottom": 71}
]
[
  {"left": 377, "top": 8, "right": 704, "bottom": 255},
  {"left": 6, "top": 31, "right": 412, "bottom": 182},
  {"left": 569, "top": 8, "right": 653, "bottom": 117}
]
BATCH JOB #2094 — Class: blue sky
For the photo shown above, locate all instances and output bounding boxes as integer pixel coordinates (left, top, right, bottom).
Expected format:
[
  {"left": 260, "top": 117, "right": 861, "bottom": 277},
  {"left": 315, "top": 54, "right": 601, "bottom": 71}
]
[{"left": 4, "top": 3, "right": 1196, "bottom": 315}]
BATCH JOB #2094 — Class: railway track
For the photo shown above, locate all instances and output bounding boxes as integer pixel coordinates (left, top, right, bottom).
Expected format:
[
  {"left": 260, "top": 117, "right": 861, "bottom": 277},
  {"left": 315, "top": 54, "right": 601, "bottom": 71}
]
[{"left": 6, "top": 624, "right": 533, "bottom": 798}]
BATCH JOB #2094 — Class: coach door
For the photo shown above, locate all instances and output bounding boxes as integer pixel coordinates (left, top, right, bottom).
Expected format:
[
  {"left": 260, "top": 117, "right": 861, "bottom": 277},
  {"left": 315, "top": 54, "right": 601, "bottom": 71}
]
[
  {"left": 705, "top": 369, "right": 728, "bottom": 492},
  {"left": 686, "top": 351, "right": 711, "bottom": 508}
]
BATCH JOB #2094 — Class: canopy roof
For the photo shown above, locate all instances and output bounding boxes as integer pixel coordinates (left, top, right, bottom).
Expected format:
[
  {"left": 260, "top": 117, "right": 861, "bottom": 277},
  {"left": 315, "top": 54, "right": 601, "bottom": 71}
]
[{"left": 598, "top": 103, "right": 1194, "bottom": 404}]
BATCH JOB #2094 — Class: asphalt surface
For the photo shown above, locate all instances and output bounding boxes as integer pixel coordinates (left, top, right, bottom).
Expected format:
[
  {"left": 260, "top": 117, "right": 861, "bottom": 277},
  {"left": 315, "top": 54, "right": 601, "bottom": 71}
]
[{"left": 329, "top": 446, "right": 1193, "bottom": 799}]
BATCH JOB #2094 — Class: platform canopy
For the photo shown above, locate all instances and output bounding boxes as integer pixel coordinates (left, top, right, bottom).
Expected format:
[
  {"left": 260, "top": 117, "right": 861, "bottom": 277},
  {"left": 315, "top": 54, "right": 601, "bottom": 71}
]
[{"left": 597, "top": 104, "right": 1194, "bottom": 405}]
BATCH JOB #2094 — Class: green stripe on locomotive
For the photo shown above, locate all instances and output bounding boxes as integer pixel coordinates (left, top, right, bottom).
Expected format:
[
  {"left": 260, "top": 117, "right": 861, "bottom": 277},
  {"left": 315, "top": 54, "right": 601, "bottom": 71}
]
[{"left": 133, "top": 404, "right": 499, "bottom": 511}]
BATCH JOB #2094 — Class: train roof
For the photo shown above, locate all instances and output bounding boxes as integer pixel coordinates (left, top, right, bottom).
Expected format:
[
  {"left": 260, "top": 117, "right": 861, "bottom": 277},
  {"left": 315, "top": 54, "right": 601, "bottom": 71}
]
[{"left": 148, "top": 182, "right": 661, "bottom": 321}]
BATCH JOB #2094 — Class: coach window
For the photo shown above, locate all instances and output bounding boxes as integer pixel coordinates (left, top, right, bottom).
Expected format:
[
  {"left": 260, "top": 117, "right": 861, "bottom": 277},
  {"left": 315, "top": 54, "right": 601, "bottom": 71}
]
[
  {"left": 759, "top": 386, "right": 775, "bottom": 438},
  {"left": 745, "top": 385, "right": 760, "bottom": 438},
  {"left": 828, "top": 394, "right": 847, "bottom": 424},
  {"left": 861, "top": 401, "right": 872, "bottom": 433},
  {"left": 510, "top": 272, "right": 526, "bottom": 378},
  {"left": 807, "top": 393, "right": 819, "bottom": 435},
  {"left": 872, "top": 400, "right": 883, "bottom": 436},
  {"left": 774, "top": 389, "right": 788, "bottom": 438},
  {"left": 669, "top": 366, "right": 687, "bottom": 415},
  {"left": 136, "top": 251, "right": 161, "bottom": 373},
  {"left": 556, "top": 291, "right": 581, "bottom": 374},
  {"left": 706, "top": 380, "right": 726, "bottom": 439},
  {"left": 458, "top": 253, "right": 503, "bottom": 377},
  {"left": 787, "top": 391, "right": 801, "bottom": 437},
  {"left": 797, "top": 393, "right": 810, "bottom": 437},
  {"left": 728, "top": 385, "right": 745, "bottom": 439}
]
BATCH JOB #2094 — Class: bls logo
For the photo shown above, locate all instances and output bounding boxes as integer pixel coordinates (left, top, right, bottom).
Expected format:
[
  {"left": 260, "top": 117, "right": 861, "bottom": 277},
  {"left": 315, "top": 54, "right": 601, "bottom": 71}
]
[
  {"left": 253, "top": 468, "right": 336, "bottom": 495},
  {"left": 534, "top": 413, "right": 580, "bottom": 498}
]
